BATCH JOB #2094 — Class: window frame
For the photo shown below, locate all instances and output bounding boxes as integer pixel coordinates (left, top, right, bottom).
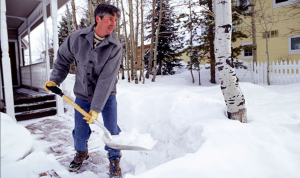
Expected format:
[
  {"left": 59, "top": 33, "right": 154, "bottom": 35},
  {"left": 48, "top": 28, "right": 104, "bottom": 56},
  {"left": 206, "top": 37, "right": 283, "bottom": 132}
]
[
  {"left": 273, "top": 0, "right": 297, "bottom": 8},
  {"left": 241, "top": 42, "right": 253, "bottom": 60},
  {"left": 289, "top": 35, "right": 300, "bottom": 55}
]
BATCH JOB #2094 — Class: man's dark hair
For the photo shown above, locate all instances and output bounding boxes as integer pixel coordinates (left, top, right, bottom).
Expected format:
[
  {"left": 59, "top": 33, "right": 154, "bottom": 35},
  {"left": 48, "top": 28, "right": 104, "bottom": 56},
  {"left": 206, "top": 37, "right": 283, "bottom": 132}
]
[{"left": 94, "top": 3, "right": 121, "bottom": 25}]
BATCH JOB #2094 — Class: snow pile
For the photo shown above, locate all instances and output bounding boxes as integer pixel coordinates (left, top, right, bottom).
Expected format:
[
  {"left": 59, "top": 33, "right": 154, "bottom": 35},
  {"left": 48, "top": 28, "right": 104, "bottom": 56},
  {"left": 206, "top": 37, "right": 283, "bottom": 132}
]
[
  {"left": 2, "top": 151, "right": 58, "bottom": 178},
  {"left": 0, "top": 112, "right": 33, "bottom": 163},
  {"left": 122, "top": 82, "right": 300, "bottom": 178}
]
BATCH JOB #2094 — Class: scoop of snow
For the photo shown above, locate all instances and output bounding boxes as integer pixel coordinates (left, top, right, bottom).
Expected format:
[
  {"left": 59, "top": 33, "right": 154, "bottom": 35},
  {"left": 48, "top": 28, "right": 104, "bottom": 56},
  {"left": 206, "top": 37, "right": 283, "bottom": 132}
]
[{"left": 107, "top": 129, "right": 157, "bottom": 150}]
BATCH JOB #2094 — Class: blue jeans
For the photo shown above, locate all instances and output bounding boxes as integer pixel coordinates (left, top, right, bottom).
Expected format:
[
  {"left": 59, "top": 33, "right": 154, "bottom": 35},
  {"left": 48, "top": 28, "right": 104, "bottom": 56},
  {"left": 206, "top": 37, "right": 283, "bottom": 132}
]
[{"left": 73, "top": 95, "right": 121, "bottom": 160}]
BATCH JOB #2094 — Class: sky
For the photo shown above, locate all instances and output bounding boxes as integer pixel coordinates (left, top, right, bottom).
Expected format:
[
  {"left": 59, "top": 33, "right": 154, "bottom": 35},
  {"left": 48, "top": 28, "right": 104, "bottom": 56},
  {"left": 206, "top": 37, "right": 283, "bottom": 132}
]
[{"left": 1, "top": 62, "right": 300, "bottom": 178}]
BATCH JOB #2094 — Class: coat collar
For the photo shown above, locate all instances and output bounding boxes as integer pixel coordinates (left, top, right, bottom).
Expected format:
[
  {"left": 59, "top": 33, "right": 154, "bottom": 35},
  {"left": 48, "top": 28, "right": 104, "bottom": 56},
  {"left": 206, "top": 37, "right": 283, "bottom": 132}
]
[{"left": 79, "top": 25, "right": 119, "bottom": 48}]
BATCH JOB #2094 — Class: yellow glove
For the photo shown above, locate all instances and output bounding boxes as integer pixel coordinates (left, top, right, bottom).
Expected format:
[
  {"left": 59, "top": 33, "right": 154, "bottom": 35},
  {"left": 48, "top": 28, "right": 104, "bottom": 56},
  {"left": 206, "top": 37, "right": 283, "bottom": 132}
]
[
  {"left": 83, "top": 110, "right": 99, "bottom": 124},
  {"left": 44, "top": 81, "right": 57, "bottom": 91}
]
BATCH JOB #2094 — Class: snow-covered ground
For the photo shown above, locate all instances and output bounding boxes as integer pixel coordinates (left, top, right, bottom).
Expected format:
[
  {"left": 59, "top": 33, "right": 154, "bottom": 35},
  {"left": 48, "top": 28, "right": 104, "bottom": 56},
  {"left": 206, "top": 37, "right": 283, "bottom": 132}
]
[{"left": 1, "top": 63, "right": 300, "bottom": 178}]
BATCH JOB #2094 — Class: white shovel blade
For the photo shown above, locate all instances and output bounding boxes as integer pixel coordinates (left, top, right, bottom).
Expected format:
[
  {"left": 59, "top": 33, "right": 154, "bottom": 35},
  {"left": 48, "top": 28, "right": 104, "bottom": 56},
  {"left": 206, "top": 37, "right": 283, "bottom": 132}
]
[
  {"left": 94, "top": 120, "right": 157, "bottom": 151},
  {"left": 104, "top": 141, "right": 152, "bottom": 151},
  {"left": 102, "top": 134, "right": 157, "bottom": 151}
]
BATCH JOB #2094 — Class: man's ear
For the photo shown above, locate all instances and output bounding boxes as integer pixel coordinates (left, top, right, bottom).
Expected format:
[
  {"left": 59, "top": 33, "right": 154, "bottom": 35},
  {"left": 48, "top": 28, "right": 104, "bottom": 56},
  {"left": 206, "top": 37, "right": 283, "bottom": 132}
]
[{"left": 96, "top": 16, "right": 101, "bottom": 23}]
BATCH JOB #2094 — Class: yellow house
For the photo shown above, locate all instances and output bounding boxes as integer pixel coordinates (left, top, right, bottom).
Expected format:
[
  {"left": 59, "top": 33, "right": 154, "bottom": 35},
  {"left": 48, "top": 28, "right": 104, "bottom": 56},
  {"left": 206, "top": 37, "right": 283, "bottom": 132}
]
[{"left": 232, "top": 0, "right": 300, "bottom": 64}]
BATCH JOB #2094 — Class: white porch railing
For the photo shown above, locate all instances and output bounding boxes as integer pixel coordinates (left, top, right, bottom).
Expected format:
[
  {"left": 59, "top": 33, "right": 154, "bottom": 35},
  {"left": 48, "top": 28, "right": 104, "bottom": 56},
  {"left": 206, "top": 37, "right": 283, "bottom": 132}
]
[
  {"left": 21, "top": 62, "right": 47, "bottom": 90},
  {"left": 252, "top": 60, "right": 300, "bottom": 85}
]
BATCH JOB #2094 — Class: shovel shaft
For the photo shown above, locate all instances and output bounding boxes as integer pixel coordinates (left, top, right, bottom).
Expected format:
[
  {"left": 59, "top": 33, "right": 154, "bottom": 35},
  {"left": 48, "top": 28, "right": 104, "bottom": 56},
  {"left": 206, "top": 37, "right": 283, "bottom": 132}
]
[
  {"left": 61, "top": 95, "right": 113, "bottom": 140},
  {"left": 46, "top": 86, "right": 113, "bottom": 140},
  {"left": 62, "top": 95, "right": 90, "bottom": 118}
]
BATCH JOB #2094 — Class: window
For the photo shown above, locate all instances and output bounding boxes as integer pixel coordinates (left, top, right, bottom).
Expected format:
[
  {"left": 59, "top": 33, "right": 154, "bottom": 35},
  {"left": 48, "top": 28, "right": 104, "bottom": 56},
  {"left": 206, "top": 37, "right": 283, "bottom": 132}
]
[
  {"left": 273, "top": 0, "right": 296, "bottom": 8},
  {"left": 262, "top": 30, "right": 278, "bottom": 38},
  {"left": 276, "top": 0, "right": 288, "bottom": 2},
  {"left": 242, "top": 43, "right": 253, "bottom": 60},
  {"left": 289, "top": 35, "right": 300, "bottom": 54}
]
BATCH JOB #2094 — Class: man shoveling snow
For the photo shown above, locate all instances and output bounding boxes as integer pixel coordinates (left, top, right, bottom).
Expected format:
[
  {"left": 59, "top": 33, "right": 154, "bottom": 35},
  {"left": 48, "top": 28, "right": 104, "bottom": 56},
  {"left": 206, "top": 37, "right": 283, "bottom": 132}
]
[{"left": 44, "top": 3, "right": 136, "bottom": 178}]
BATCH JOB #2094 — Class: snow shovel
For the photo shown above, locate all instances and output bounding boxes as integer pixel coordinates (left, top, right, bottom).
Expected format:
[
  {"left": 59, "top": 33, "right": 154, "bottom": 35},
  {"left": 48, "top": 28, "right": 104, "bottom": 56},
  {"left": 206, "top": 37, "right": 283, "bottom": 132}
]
[{"left": 46, "top": 86, "right": 156, "bottom": 151}]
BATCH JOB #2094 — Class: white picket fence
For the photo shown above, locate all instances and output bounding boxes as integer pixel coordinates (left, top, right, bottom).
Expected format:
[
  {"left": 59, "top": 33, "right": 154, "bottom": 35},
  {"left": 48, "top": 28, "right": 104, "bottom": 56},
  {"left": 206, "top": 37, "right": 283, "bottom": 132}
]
[{"left": 252, "top": 60, "right": 300, "bottom": 85}]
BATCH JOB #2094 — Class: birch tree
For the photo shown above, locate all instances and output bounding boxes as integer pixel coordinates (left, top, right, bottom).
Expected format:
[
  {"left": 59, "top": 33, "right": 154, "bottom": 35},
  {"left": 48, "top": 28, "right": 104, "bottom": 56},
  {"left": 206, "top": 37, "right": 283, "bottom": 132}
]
[
  {"left": 152, "top": 0, "right": 163, "bottom": 82},
  {"left": 121, "top": 0, "right": 131, "bottom": 82},
  {"left": 139, "top": 0, "right": 146, "bottom": 83},
  {"left": 145, "top": 0, "right": 156, "bottom": 79},
  {"left": 188, "top": 0, "right": 195, "bottom": 83},
  {"left": 72, "top": 0, "right": 78, "bottom": 30},
  {"left": 129, "top": 0, "right": 138, "bottom": 83},
  {"left": 214, "top": 0, "right": 247, "bottom": 123}
]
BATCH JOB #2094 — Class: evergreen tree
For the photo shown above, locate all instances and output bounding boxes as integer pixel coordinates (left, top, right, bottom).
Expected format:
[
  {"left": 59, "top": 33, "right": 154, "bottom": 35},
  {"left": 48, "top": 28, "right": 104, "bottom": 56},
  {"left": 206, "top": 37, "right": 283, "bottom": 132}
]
[
  {"left": 58, "top": 10, "right": 76, "bottom": 73},
  {"left": 58, "top": 12, "right": 76, "bottom": 46},
  {"left": 145, "top": 0, "right": 185, "bottom": 75}
]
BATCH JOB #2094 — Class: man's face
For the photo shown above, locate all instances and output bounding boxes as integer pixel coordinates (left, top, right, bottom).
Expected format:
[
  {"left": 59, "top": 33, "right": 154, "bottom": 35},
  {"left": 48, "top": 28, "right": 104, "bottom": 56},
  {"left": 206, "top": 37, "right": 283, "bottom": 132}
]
[{"left": 95, "top": 13, "right": 117, "bottom": 38}]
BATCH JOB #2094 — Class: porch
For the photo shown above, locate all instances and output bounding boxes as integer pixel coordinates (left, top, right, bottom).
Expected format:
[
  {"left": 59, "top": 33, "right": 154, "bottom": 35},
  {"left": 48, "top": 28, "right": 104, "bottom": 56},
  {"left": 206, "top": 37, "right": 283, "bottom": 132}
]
[{"left": 1, "top": 0, "right": 68, "bottom": 121}]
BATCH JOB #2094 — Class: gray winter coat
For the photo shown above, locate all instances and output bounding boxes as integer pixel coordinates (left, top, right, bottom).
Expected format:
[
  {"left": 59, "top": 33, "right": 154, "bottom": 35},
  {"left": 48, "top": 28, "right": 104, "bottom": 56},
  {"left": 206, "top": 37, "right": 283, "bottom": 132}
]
[{"left": 50, "top": 25, "right": 122, "bottom": 112}]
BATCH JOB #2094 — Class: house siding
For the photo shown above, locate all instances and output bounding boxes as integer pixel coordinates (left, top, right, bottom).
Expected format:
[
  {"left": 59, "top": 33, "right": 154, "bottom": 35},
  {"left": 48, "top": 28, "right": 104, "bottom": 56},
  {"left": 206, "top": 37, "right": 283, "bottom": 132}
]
[{"left": 232, "top": 0, "right": 300, "bottom": 64}]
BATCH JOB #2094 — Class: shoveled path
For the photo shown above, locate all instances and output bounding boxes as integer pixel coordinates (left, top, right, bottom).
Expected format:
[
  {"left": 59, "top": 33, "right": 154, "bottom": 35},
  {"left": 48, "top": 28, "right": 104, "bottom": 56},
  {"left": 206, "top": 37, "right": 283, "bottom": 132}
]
[{"left": 24, "top": 116, "right": 110, "bottom": 177}]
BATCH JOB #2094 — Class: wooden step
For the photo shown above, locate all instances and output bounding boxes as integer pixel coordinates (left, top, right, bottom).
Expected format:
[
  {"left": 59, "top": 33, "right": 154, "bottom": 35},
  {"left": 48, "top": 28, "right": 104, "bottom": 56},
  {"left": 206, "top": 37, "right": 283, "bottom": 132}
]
[
  {"left": 14, "top": 100, "right": 56, "bottom": 113},
  {"left": 15, "top": 107, "right": 57, "bottom": 121},
  {"left": 14, "top": 95, "right": 56, "bottom": 105}
]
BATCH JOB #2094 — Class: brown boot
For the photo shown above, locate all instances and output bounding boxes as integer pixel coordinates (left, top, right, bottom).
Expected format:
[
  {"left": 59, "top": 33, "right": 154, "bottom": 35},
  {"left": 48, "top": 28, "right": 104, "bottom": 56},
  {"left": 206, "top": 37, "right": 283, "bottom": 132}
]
[
  {"left": 107, "top": 153, "right": 122, "bottom": 178},
  {"left": 68, "top": 150, "right": 89, "bottom": 172}
]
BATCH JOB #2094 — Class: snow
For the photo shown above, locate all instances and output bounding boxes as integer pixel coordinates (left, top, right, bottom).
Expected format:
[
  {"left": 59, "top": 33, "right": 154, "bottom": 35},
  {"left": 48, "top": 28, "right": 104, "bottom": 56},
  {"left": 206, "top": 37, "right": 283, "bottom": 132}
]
[
  {"left": 1, "top": 112, "right": 33, "bottom": 164},
  {"left": 1, "top": 64, "right": 300, "bottom": 178},
  {"left": 107, "top": 129, "right": 158, "bottom": 150}
]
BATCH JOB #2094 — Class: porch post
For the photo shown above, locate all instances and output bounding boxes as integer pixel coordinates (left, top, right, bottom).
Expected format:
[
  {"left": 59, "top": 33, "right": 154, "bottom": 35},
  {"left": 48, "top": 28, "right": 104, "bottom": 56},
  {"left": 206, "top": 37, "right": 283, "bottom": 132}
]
[
  {"left": 51, "top": 0, "right": 64, "bottom": 116},
  {"left": 18, "top": 36, "right": 23, "bottom": 66},
  {"left": 0, "top": 0, "right": 16, "bottom": 121},
  {"left": 27, "top": 25, "right": 33, "bottom": 89},
  {"left": 43, "top": 0, "right": 50, "bottom": 80}
]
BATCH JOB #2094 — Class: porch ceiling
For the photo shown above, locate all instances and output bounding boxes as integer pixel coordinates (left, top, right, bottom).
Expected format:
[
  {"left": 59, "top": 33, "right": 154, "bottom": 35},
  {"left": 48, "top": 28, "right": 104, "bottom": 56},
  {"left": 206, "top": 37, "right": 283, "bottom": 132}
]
[{"left": 6, "top": 0, "right": 69, "bottom": 30}]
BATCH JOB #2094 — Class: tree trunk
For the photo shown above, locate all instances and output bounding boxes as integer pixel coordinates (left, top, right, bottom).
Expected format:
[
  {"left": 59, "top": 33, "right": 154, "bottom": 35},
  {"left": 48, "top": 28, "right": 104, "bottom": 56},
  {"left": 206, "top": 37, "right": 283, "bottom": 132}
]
[
  {"left": 140, "top": 0, "right": 145, "bottom": 84},
  {"left": 257, "top": 0, "right": 270, "bottom": 85},
  {"left": 66, "top": 4, "right": 71, "bottom": 34},
  {"left": 152, "top": 0, "right": 163, "bottom": 82},
  {"left": 129, "top": 0, "right": 138, "bottom": 83},
  {"left": 189, "top": 0, "right": 195, "bottom": 83},
  {"left": 251, "top": 0, "right": 257, "bottom": 70},
  {"left": 71, "top": 0, "right": 78, "bottom": 30},
  {"left": 116, "top": 0, "right": 124, "bottom": 79},
  {"left": 121, "top": 0, "right": 130, "bottom": 82},
  {"left": 198, "top": 63, "right": 201, "bottom": 85},
  {"left": 146, "top": 0, "right": 156, "bottom": 79},
  {"left": 209, "top": 1, "right": 216, "bottom": 84},
  {"left": 214, "top": 0, "right": 247, "bottom": 123},
  {"left": 157, "top": 60, "right": 162, "bottom": 75},
  {"left": 88, "top": 0, "right": 94, "bottom": 26},
  {"left": 135, "top": 0, "right": 139, "bottom": 84},
  {"left": 66, "top": 4, "right": 76, "bottom": 74},
  {"left": 117, "top": 0, "right": 120, "bottom": 41}
]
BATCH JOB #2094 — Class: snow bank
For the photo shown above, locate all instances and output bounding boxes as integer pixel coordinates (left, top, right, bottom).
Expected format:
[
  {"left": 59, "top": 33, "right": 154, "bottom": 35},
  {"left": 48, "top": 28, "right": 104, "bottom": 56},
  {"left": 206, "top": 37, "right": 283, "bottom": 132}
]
[
  {"left": 2, "top": 151, "right": 58, "bottom": 178},
  {"left": 0, "top": 112, "right": 33, "bottom": 163},
  {"left": 123, "top": 82, "right": 300, "bottom": 178},
  {"left": 2, "top": 66, "right": 300, "bottom": 178}
]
